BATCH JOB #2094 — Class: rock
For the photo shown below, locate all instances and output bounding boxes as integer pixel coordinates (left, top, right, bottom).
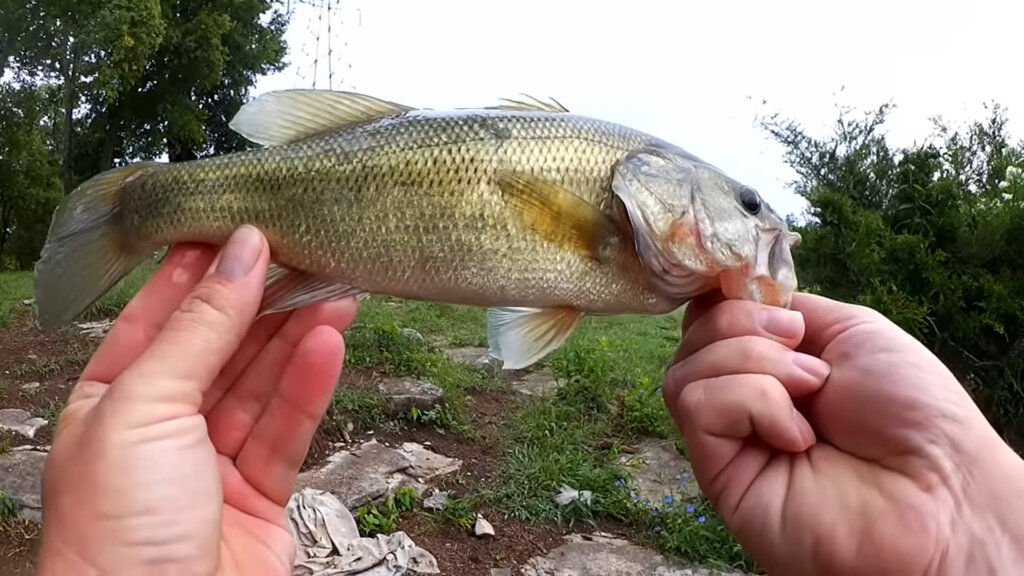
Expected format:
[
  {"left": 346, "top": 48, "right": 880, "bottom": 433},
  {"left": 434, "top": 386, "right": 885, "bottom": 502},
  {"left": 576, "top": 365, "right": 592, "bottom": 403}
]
[
  {"left": 379, "top": 377, "right": 444, "bottom": 417},
  {"left": 422, "top": 489, "right": 451, "bottom": 511},
  {"left": 400, "top": 327, "right": 425, "bottom": 342},
  {"left": 474, "top": 514, "right": 495, "bottom": 537},
  {"left": 617, "top": 438, "right": 701, "bottom": 504},
  {"left": 491, "top": 569, "right": 513, "bottom": 576},
  {"left": 20, "top": 298, "right": 33, "bottom": 307},
  {"left": 400, "top": 442, "right": 462, "bottom": 480},
  {"left": 0, "top": 409, "right": 48, "bottom": 439},
  {"left": 554, "top": 485, "right": 592, "bottom": 506},
  {"left": 20, "top": 382, "right": 40, "bottom": 393},
  {"left": 0, "top": 449, "right": 46, "bottom": 522},
  {"left": 295, "top": 440, "right": 413, "bottom": 509},
  {"left": 511, "top": 369, "right": 560, "bottom": 397},
  {"left": 520, "top": 533, "right": 750, "bottom": 575},
  {"left": 444, "top": 347, "right": 502, "bottom": 377}
]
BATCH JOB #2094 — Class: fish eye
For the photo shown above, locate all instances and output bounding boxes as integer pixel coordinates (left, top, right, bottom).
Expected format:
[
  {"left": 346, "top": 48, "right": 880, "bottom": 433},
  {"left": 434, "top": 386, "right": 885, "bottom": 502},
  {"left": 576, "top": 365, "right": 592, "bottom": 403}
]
[{"left": 738, "top": 187, "right": 762, "bottom": 215}]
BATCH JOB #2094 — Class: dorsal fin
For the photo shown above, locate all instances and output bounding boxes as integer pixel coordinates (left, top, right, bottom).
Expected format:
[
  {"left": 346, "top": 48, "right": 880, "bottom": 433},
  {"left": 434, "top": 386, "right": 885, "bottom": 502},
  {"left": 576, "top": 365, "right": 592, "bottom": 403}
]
[
  {"left": 483, "top": 94, "right": 570, "bottom": 113},
  {"left": 229, "top": 89, "right": 416, "bottom": 147}
]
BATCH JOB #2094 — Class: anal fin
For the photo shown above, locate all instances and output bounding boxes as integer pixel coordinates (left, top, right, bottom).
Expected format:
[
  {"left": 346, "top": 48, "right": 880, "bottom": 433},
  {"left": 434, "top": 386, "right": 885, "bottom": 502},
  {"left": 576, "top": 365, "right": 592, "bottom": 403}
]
[
  {"left": 486, "top": 306, "right": 582, "bottom": 370},
  {"left": 260, "top": 263, "right": 368, "bottom": 316}
]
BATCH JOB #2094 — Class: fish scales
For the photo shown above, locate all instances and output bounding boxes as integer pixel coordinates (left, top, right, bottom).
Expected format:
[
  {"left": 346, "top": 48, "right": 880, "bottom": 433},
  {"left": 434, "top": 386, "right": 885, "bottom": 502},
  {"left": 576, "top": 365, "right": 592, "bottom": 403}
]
[{"left": 119, "top": 110, "right": 674, "bottom": 313}]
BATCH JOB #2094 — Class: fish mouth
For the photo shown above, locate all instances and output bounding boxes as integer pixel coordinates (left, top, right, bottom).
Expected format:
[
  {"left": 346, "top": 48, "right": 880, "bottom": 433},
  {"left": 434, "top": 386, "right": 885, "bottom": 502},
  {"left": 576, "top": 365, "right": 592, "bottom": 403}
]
[{"left": 719, "top": 229, "right": 799, "bottom": 308}]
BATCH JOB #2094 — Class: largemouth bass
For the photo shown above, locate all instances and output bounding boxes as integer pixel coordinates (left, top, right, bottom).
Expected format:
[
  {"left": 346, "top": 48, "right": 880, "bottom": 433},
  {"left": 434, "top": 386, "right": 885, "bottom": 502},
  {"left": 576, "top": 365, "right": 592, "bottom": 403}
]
[{"left": 33, "top": 89, "right": 800, "bottom": 369}]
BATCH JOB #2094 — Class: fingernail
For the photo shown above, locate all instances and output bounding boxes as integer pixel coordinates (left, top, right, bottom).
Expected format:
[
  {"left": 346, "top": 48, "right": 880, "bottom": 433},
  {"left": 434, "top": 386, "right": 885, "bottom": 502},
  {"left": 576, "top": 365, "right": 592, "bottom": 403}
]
[
  {"left": 791, "top": 352, "right": 831, "bottom": 381},
  {"left": 792, "top": 410, "right": 816, "bottom": 446},
  {"left": 215, "top": 225, "right": 263, "bottom": 278},
  {"left": 759, "top": 308, "right": 803, "bottom": 339}
]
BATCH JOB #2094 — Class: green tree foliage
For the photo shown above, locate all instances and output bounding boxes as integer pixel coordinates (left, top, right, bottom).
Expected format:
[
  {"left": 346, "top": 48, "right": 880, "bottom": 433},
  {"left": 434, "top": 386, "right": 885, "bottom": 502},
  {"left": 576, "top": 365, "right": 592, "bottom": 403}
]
[
  {"left": 761, "top": 103, "right": 1024, "bottom": 451},
  {"left": 0, "top": 85, "right": 63, "bottom": 270},
  {"left": 0, "top": 0, "right": 288, "bottom": 269}
]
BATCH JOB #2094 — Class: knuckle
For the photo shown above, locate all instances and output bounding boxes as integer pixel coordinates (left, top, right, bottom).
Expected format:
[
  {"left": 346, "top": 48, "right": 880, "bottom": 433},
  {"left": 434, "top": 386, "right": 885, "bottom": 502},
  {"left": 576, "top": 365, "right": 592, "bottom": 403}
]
[{"left": 174, "top": 277, "right": 238, "bottom": 328}]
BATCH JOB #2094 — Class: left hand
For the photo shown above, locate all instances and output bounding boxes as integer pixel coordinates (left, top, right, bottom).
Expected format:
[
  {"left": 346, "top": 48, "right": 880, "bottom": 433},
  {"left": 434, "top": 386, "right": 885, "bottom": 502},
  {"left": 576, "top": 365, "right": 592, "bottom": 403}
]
[{"left": 36, "top": 225, "right": 358, "bottom": 575}]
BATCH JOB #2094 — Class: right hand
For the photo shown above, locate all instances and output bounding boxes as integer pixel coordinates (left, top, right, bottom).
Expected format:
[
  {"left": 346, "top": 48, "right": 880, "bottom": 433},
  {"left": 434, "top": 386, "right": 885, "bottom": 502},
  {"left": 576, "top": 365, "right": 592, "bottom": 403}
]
[{"left": 663, "top": 291, "right": 1024, "bottom": 575}]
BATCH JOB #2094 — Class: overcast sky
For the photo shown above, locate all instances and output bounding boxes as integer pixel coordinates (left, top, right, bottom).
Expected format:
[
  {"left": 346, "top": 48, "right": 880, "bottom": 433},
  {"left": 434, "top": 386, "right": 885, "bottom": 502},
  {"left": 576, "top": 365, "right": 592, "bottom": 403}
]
[{"left": 255, "top": 0, "right": 1024, "bottom": 220}]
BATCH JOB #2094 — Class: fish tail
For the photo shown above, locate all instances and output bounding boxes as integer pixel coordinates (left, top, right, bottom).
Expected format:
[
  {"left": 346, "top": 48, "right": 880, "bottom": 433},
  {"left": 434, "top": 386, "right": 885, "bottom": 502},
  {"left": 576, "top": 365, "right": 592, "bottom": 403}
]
[{"left": 33, "top": 163, "right": 158, "bottom": 329}]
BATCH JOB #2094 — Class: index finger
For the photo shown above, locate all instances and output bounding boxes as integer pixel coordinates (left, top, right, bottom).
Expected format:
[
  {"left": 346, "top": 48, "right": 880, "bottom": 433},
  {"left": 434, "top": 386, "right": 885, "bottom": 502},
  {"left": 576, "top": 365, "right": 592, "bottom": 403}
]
[
  {"left": 80, "top": 243, "right": 218, "bottom": 383},
  {"left": 672, "top": 297, "right": 806, "bottom": 366}
]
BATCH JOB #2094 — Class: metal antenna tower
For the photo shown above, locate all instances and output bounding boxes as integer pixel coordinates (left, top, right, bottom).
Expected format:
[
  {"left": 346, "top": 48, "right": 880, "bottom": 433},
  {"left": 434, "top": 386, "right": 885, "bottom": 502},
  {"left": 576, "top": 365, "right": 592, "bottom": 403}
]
[{"left": 285, "top": 0, "right": 358, "bottom": 91}]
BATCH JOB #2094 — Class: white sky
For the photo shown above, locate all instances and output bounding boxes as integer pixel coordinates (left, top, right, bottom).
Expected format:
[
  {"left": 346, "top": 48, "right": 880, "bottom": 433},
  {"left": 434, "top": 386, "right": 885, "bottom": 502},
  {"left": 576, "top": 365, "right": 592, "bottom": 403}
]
[{"left": 256, "top": 0, "right": 1024, "bottom": 220}]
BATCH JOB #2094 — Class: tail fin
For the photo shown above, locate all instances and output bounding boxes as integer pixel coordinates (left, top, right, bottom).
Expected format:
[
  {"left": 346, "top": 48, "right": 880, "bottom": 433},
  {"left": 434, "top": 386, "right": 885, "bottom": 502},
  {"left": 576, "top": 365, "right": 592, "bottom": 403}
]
[{"left": 33, "top": 163, "right": 157, "bottom": 329}]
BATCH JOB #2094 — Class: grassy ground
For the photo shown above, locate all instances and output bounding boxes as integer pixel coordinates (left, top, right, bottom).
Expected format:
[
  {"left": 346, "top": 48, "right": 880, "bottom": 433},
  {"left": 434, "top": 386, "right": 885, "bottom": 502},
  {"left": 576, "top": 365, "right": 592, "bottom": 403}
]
[{"left": 0, "top": 265, "right": 755, "bottom": 574}]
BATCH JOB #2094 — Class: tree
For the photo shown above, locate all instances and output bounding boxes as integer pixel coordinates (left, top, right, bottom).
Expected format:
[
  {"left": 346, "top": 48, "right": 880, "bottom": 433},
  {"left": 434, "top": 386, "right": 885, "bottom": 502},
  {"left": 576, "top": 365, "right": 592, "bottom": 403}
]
[
  {"left": 761, "top": 103, "right": 1024, "bottom": 452},
  {"left": 0, "top": 0, "right": 289, "bottom": 268},
  {"left": 0, "top": 85, "right": 62, "bottom": 270}
]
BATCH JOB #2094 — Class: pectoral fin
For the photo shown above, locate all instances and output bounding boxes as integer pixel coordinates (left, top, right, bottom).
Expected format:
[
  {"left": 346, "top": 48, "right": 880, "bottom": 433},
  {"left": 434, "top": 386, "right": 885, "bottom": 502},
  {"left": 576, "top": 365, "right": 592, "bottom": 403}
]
[
  {"left": 497, "top": 173, "right": 617, "bottom": 261},
  {"left": 259, "top": 263, "right": 368, "bottom": 316},
  {"left": 486, "top": 306, "right": 581, "bottom": 370}
]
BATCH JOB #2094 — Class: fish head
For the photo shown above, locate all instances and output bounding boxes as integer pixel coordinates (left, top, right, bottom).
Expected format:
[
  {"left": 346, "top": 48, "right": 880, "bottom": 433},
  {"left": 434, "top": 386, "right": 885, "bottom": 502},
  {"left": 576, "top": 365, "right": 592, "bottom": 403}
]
[{"left": 611, "top": 144, "right": 800, "bottom": 307}]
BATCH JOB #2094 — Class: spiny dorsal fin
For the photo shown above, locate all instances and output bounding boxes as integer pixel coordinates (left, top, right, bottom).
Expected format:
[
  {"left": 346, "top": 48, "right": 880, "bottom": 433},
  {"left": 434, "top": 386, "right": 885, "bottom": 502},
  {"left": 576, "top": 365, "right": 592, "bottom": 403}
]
[
  {"left": 487, "top": 306, "right": 582, "bottom": 370},
  {"left": 496, "top": 172, "right": 617, "bottom": 261},
  {"left": 230, "top": 89, "right": 416, "bottom": 147},
  {"left": 485, "top": 94, "right": 570, "bottom": 113}
]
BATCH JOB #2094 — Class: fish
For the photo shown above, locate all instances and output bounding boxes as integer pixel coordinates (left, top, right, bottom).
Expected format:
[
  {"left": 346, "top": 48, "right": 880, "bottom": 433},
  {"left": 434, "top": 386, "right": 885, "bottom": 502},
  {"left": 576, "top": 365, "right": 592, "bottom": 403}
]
[{"left": 32, "top": 89, "right": 800, "bottom": 369}]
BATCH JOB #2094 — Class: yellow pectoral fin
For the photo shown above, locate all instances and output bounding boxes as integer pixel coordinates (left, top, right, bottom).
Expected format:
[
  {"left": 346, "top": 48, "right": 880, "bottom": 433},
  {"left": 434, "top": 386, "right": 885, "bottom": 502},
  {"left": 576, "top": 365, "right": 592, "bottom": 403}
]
[{"left": 497, "top": 172, "right": 617, "bottom": 261}]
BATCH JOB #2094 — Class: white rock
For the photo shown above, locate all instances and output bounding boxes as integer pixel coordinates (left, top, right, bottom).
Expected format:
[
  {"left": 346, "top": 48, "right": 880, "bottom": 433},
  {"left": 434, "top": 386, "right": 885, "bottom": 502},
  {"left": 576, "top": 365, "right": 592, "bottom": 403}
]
[
  {"left": 400, "top": 442, "right": 462, "bottom": 480},
  {"left": 422, "top": 490, "right": 451, "bottom": 511},
  {"left": 20, "top": 382, "right": 40, "bottom": 393},
  {"left": 0, "top": 409, "right": 48, "bottom": 439},
  {"left": 474, "top": 514, "right": 495, "bottom": 537}
]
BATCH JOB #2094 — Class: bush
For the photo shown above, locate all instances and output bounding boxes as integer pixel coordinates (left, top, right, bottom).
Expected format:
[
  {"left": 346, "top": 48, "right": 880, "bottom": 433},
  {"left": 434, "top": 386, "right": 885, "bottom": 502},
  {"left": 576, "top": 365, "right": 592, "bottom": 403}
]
[{"left": 761, "top": 102, "right": 1024, "bottom": 452}]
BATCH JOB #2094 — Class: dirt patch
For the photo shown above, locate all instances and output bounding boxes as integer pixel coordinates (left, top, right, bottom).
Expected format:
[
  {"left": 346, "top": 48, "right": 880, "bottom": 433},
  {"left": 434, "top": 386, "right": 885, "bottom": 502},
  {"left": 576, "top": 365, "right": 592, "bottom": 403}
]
[
  {"left": 399, "top": 506, "right": 565, "bottom": 575},
  {"left": 0, "top": 517, "right": 40, "bottom": 576}
]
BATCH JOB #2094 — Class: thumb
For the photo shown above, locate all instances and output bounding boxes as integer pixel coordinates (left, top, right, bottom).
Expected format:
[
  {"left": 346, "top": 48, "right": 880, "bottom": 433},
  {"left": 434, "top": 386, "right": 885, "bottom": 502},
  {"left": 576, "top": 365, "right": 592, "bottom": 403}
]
[
  {"left": 789, "top": 292, "right": 880, "bottom": 357},
  {"left": 108, "top": 225, "right": 270, "bottom": 414}
]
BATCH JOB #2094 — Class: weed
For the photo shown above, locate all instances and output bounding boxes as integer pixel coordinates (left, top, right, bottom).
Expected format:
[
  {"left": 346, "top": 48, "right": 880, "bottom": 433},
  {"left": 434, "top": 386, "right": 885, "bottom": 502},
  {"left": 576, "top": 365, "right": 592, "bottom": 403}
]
[
  {"left": 327, "top": 388, "right": 389, "bottom": 432},
  {"left": 0, "top": 492, "right": 20, "bottom": 521},
  {"left": 355, "top": 486, "right": 419, "bottom": 536},
  {"left": 435, "top": 496, "right": 476, "bottom": 532}
]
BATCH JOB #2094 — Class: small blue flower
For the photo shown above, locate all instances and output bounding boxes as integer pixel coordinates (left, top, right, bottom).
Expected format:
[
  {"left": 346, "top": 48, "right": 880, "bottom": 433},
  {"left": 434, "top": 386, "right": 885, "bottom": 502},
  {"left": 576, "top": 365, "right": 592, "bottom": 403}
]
[
  {"left": 649, "top": 507, "right": 659, "bottom": 515},
  {"left": 683, "top": 472, "right": 691, "bottom": 479},
  {"left": 663, "top": 495, "right": 673, "bottom": 504},
  {"left": 697, "top": 515, "right": 706, "bottom": 522},
  {"left": 633, "top": 494, "right": 642, "bottom": 501},
  {"left": 614, "top": 478, "right": 624, "bottom": 486},
  {"left": 637, "top": 388, "right": 646, "bottom": 394},
  {"left": 653, "top": 525, "right": 662, "bottom": 532},
  {"left": 665, "top": 506, "right": 673, "bottom": 512},
  {"left": 679, "top": 480, "right": 687, "bottom": 486},
  {"left": 686, "top": 505, "right": 695, "bottom": 513}
]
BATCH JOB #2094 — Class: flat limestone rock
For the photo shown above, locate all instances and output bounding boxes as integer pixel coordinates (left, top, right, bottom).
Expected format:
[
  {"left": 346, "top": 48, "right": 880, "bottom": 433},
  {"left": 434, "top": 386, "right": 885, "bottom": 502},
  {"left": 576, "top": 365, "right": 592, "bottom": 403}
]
[
  {"left": 510, "top": 369, "right": 560, "bottom": 397},
  {"left": 618, "top": 438, "right": 701, "bottom": 504},
  {"left": 0, "top": 449, "right": 46, "bottom": 522},
  {"left": 444, "top": 347, "right": 502, "bottom": 377},
  {"left": 379, "top": 378, "right": 444, "bottom": 417},
  {"left": 0, "top": 408, "right": 48, "bottom": 440},
  {"left": 520, "top": 533, "right": 749, "bottom": 576},
  {"left": 295, "top": 440, "right": 413, "bottom": 509},
  {"left": 400, "top": 442, "right": 462, "bottom": 481}
]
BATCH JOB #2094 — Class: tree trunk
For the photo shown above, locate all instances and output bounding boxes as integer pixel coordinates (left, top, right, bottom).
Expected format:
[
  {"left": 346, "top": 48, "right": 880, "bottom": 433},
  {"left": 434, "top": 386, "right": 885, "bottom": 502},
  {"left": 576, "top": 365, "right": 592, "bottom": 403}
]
[{"left": 167, "top": 139, "right": 197, "bottom": 163}]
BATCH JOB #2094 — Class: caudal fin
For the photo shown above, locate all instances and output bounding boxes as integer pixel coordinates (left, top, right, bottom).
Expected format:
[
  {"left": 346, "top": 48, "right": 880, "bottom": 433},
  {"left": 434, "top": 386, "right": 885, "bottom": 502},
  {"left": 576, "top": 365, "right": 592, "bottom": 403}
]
[{"left": 33, "top": 163, "right": 157, "bottom": 329}]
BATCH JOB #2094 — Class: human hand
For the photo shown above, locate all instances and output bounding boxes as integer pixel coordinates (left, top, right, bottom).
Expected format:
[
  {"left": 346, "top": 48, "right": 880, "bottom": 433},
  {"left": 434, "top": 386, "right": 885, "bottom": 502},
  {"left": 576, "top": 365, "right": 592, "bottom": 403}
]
[
  {"left": 36, "top": 226, "right": 358, "bottom": 575},
  {"left": 663, "top": 291, "right": 1024, "bottom": 575}
]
